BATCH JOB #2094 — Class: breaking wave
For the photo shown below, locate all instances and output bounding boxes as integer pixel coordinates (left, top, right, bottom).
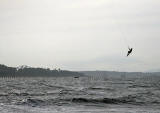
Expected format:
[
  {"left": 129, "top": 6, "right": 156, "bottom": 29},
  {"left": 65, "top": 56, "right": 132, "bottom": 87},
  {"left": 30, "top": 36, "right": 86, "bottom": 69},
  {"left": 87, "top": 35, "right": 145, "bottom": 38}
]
[{"left": 15, "top": 94, "right": 160, "bottom": 107}]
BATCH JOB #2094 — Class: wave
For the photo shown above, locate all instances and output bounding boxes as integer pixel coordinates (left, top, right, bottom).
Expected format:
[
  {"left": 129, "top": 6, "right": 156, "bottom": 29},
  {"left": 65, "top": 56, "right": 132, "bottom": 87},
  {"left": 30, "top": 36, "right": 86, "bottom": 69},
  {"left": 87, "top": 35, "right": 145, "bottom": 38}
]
[
  {"left": 15, "top": 94, "right": 160, "bottom": 107},
  {"left": 17, "top": 98, "right": 46, "bottom": 107},
  {"left": 69, "top": 94, "right": 160, "bottom": 105},
  {"left": 71, "top": 96, "right": 137, "bottom": 104}
]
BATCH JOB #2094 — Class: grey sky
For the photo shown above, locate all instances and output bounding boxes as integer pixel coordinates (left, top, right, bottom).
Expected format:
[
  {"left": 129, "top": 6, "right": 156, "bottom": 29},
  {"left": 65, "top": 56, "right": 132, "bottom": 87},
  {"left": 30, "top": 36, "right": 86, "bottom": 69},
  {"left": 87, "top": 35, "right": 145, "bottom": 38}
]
[{"left": 0, "top": 0, "right": 160, "bottom": 72}]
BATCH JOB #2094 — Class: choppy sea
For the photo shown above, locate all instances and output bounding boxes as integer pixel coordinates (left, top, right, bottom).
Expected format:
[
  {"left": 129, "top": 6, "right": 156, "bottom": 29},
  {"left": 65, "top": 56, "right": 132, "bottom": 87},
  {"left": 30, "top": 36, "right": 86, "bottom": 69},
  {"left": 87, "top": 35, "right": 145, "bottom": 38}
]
[{"left": 0, "top": 76, "right": 160, "bottom": 113}]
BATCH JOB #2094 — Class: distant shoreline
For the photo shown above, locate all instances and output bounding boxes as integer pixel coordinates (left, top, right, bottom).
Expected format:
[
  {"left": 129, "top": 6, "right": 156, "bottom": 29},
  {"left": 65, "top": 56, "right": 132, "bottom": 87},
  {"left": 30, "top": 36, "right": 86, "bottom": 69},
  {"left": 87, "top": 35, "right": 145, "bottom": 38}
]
[
  {"left": 0, "top": 64, "right": 84, "bottom": 77},
  {"left": 0, "top": 64, "right": 159, "bottom": 78},
  {"left": 80, "top": 71, "right": 160, "bottom": 78}
]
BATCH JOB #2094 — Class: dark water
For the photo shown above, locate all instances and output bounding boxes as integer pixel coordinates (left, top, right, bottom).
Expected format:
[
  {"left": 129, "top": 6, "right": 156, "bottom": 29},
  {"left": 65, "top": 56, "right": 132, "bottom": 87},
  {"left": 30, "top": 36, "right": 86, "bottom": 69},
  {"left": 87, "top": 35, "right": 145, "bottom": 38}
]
[{"left": 0, "top": 76, "right": 160, "bottom": 113}]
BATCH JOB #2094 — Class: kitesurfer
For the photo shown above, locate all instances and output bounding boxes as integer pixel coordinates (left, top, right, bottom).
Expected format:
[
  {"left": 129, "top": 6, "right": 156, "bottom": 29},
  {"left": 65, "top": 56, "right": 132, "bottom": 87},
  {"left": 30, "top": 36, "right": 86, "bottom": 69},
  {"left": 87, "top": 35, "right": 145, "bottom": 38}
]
[{"left": 127, "top": 47, "right": 133, "bottom": 57}]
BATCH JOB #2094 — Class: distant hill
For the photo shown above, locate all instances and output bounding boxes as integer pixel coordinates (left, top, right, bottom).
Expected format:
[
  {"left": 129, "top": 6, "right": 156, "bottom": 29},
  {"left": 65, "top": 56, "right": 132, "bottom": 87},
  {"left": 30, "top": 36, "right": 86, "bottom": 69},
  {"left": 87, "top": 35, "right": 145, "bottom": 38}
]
[
  {"left": 80, "top": 71, "right": 160, "bottom": 78},
  {"left": 0, "top": 64, "right": 84, "bottom": 77}
]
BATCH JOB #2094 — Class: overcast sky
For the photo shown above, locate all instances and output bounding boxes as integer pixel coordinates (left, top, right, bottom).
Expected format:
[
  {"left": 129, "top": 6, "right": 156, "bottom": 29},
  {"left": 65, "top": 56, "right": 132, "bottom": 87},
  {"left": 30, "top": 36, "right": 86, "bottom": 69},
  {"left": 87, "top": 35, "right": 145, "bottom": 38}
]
[{"left": 0, "top": 0, "right": 160, "bottom": 72}]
